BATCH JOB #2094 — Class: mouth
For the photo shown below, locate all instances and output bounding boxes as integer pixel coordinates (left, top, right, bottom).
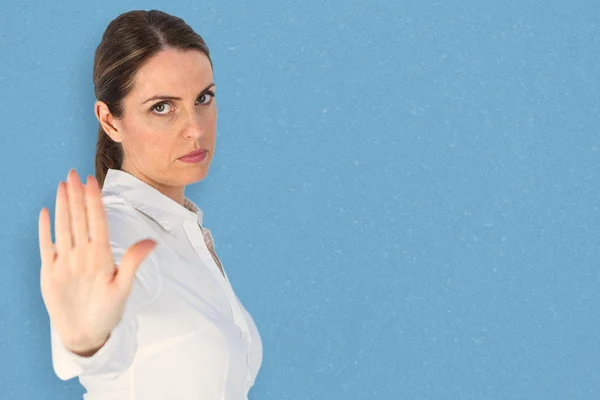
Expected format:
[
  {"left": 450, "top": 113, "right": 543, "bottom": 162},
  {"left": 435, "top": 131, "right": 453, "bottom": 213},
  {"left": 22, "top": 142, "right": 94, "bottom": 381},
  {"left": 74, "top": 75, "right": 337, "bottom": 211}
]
[
  {"left": 179, "top": 149, "right": 208, "bottom": 159},
  {"left": 178, "top": 149, "right": 208, "bottom": 164}
]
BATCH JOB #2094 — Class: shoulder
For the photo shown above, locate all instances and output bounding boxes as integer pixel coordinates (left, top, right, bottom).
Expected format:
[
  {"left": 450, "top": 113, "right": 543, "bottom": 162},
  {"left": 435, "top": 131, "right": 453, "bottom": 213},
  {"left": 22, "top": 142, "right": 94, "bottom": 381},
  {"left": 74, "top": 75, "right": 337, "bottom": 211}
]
[{"left": 100, "top": 192, "right": 158, "bottom": 244}]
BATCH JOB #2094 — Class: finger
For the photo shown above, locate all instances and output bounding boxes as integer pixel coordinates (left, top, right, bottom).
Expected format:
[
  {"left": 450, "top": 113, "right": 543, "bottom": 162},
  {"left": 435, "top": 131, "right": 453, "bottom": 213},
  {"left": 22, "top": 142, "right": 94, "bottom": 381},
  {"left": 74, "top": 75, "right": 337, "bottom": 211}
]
[
  {"left": 85, "top": 175, "right": 110, "bottom": 249},
  {"left": 38, "top": 207, "right": 56, "bottom": 269},
  {"left": 55, "top": 181, "right": 72, "bottom": 257},
  {"left": 115, "top": 239, "right": 157, "bottom": 291},
  {"left": 82, "top": 183, "right": 88, "bottom": 239},
  {"left": 66, "top": 169, "right": 89, "bottom": 248}
]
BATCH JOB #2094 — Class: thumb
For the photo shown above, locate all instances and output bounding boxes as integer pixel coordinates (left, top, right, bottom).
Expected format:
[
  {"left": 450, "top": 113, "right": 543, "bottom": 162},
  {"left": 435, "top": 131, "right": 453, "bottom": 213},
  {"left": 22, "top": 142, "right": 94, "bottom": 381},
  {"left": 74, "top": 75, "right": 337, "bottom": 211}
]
[{"left": 115, "top": 239, "right": 158, "bottom": 291}]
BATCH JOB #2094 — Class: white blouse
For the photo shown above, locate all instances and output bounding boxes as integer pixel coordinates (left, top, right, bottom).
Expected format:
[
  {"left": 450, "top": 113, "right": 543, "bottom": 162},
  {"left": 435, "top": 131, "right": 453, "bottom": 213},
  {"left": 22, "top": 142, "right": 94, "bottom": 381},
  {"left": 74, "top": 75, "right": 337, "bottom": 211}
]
[{"left": 49, "top": 168, "right": 263, "bottom": 400}]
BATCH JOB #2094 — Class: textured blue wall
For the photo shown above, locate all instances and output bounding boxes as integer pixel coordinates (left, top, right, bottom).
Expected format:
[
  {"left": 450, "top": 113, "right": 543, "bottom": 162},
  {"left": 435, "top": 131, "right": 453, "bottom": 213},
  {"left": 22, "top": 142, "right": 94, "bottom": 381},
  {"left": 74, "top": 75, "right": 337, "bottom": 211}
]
[{"left": 0, "top": 0, "right": 598, "bottom": 399}]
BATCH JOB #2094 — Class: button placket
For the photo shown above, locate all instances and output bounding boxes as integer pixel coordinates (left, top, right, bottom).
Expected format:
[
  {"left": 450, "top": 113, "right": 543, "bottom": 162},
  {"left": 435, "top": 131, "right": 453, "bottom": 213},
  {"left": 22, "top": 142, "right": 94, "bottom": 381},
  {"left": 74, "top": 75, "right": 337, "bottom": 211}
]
[
  {"left": 182, "top": 220, "right": 238, "bottom": 321},
  {"left": 183, "top": 221, "right": 232, "bottom": 288},
  {"left": 198, "top": 223, "right": 253, "bottom": 332},
  {"left": 200, "top": 226, "right": 226, "bottom": 279},
  {"left": 183, "top": 220, "right": 251, "bottom": 332}
]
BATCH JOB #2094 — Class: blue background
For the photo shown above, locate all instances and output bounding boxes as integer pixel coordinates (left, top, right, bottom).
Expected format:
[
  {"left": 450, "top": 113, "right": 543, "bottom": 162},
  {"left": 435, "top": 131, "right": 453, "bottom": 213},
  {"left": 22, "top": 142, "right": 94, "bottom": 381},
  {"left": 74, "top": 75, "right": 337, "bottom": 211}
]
[{"left": 0, "top": 0, "right": 599, "bottom": 399}]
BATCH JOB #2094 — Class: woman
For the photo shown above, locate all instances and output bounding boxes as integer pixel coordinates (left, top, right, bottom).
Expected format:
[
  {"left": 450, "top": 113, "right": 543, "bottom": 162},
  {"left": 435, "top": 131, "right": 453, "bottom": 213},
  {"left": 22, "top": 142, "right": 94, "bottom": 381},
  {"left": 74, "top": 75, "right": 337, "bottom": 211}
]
[{"left": 38, "top": 9, "right": 263, "bottom": 399}]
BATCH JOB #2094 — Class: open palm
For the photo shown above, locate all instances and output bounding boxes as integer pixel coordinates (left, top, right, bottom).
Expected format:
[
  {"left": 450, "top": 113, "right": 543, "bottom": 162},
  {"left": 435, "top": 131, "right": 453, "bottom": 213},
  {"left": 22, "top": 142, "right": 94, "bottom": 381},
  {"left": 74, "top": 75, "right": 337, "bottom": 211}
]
[{"left": 38, "top": 169, "right": 157, "bottom": 354}]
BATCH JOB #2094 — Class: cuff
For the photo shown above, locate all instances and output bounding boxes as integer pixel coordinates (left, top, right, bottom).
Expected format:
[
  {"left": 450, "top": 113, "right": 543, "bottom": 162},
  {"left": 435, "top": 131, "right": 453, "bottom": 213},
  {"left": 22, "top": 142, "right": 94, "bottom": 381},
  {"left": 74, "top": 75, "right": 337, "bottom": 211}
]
[{"left": 50, "top": 310, "right": 137, "bottom": 381}]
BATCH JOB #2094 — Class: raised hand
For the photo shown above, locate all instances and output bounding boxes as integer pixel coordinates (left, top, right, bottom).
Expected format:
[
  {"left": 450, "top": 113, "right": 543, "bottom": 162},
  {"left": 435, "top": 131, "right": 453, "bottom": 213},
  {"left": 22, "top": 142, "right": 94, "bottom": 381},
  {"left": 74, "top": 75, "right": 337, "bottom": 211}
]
[{"left": 38, "top": 169, "right": 157, "bottom": 356}]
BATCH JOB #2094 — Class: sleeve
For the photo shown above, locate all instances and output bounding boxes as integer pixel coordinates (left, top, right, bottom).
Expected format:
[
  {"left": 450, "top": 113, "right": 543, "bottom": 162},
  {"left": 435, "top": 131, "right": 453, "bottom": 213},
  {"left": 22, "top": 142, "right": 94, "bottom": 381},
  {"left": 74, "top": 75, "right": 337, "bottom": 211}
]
[{"left": 49, "top": 196, "right": 162, "bottom": 381}]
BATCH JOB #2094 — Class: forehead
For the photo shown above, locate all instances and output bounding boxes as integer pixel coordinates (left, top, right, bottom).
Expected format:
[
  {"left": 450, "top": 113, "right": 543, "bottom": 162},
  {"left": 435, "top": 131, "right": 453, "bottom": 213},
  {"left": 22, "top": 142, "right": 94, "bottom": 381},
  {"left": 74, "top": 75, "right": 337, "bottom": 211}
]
[{"left": 130, "top": 48, "right": 213, "bottom": 99}]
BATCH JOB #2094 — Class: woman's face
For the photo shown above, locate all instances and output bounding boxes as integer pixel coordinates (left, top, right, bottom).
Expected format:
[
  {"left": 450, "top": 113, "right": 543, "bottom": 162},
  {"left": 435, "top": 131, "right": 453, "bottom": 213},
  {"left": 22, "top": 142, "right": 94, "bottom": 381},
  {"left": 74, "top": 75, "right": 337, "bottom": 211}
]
[{"left": 97, "top": 48, "right": 217, "bottom": 193}]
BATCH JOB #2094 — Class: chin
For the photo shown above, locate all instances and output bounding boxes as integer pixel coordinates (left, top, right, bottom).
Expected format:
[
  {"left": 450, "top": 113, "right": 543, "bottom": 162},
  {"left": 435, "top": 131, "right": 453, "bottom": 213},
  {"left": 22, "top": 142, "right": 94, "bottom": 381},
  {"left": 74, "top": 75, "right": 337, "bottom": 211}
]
[{"left": 182, "top": 165, "right": 209, "bottom": 184}]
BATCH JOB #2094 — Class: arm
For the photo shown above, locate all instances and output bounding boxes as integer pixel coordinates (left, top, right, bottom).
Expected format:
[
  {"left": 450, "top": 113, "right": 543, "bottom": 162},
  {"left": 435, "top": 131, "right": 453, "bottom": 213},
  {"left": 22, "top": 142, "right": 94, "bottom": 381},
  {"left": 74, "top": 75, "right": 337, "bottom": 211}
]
[
  {"left": 50, "top": 305, "right": 140, "bottom": 380},
  {"left": 49, "top": 197, "right": 162, "bottom": 380}
]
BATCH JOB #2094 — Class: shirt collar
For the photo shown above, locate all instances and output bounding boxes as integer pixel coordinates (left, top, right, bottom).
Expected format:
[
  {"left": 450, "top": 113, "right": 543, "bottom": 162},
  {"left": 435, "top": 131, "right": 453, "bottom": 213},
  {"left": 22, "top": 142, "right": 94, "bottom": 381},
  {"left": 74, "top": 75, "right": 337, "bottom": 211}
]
[{"left": 101, "top": 168, "right": 204, "bottom": 234}]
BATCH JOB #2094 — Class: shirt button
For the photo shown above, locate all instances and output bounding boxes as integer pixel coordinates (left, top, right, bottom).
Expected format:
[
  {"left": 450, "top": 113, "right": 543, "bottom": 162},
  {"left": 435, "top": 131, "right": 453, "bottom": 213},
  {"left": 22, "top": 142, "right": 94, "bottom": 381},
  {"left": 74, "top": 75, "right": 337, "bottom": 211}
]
[
  {"left": 244, "top": 378, "right": 253, "bottom": 389},
  {"left": 241, "top": 330, "right": 250, "bottom": 341}
]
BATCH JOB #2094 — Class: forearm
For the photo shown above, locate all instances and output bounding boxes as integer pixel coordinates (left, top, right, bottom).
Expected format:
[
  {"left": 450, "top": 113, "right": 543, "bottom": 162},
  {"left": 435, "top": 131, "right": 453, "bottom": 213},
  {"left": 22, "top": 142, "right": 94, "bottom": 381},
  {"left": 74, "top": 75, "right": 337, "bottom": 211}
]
[{"left": 51, "top": 310, "right": 138, "bottom": 381}]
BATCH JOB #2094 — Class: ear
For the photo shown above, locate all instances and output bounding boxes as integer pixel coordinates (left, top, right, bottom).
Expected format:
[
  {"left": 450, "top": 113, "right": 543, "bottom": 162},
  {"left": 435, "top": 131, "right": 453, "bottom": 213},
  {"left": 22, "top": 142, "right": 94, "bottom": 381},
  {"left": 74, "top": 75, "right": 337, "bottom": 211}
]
[{"left": 95, "top": 100, "right": 122, "bottom": 143}]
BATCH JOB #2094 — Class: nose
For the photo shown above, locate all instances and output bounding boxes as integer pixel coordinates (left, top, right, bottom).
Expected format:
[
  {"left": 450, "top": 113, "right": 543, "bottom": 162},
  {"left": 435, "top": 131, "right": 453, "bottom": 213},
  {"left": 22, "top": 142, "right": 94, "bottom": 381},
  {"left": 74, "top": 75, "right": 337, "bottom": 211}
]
[{"left": 183, "top": 112, "right": 205, "bottom": 139}]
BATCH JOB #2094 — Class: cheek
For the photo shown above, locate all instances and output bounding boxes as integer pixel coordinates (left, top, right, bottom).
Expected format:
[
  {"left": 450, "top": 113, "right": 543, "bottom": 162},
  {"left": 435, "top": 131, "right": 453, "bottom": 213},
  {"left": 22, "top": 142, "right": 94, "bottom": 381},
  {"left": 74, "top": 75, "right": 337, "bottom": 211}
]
[
  {"left": 126, "top": 121, "right": 169, "bottom": 157},
  {"left": 144, "top": 133, "right": 175, "bottom": 160}
]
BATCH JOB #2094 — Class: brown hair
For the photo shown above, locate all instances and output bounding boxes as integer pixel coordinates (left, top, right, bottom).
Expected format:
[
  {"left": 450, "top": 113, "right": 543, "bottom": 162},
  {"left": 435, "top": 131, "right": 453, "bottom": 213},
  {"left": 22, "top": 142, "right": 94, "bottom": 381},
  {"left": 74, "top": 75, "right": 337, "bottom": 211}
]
[{"left": 93, "top": 10, "right": 213, "bottom": 187}]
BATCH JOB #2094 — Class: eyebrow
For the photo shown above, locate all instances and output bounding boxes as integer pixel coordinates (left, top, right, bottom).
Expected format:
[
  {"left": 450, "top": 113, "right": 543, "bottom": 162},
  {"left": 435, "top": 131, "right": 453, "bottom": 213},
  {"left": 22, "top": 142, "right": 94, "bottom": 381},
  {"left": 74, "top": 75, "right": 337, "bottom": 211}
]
[{"left": 141, "top": 82, "right": 216, "bottom": 105}]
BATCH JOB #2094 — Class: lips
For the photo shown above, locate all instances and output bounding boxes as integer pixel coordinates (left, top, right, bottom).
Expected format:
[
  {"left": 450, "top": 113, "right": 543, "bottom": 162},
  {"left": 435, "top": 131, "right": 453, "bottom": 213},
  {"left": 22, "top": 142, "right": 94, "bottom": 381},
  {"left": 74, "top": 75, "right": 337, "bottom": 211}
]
[{"left": 180, "top": 149, "right": 207, "bottom": 159}]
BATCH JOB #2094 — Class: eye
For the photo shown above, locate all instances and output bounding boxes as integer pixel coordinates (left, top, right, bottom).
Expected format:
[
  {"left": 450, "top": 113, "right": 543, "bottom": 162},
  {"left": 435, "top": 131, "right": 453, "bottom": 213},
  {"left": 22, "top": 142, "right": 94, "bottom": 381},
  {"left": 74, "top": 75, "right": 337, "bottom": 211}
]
[
  {"left": 151, "top": 102, "right": 173, "bottom": 115},
  {"left": 196, "top": 91, "right": 215, "bottom": 105}
]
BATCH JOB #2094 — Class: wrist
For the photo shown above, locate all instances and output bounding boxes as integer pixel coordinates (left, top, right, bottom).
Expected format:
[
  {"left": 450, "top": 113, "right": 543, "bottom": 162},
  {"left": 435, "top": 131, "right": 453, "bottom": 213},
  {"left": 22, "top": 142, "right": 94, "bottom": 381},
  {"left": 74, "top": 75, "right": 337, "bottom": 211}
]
[{"left": 63, "top": 331, "right": 111, "bottom": 357}]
